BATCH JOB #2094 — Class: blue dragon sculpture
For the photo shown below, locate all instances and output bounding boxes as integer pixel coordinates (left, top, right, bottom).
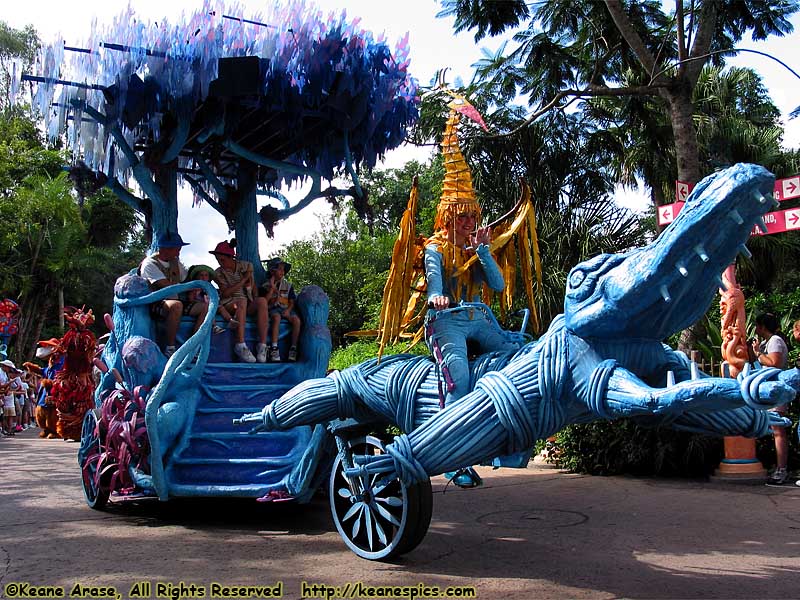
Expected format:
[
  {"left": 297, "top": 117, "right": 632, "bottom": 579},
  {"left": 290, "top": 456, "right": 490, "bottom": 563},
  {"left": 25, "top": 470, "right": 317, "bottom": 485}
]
[{"left": 239, "top": 163, "right": 800, "bottom": 486}]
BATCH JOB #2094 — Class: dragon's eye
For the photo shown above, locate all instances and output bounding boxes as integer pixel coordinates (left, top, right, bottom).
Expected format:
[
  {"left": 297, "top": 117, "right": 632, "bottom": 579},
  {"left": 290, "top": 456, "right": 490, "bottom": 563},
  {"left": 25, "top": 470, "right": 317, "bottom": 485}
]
[{"left": 568, "top": 270, "right": 585, "bottom": 288}]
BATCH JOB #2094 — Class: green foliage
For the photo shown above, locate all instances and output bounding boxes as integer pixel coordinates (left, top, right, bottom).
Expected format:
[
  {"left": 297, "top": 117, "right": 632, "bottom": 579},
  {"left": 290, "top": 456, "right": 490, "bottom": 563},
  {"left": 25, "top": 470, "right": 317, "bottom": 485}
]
[
  {"left": 0, "top": 21, "right": 38, "bottom": 110},
  {"left": 328, "top": 339, "right": 428, "bottom": 372},
  {"left": 281, "top": 216, "right": 396, "bottom": 348},
  {"left": 555, "top": 420, "right": 723, "bottom": 477}
]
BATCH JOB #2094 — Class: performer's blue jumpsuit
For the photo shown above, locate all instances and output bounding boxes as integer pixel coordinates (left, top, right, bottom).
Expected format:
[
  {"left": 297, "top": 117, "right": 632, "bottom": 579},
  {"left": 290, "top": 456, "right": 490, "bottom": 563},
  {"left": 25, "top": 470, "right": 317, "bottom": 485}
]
[{"left": 424, "top": 243, "right": 519, "bottom": 404}]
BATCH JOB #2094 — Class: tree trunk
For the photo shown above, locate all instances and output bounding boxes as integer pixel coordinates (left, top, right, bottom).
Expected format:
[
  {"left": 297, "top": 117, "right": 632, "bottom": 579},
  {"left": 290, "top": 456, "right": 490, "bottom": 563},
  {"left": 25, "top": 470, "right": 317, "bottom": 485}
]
[
  {"left": 149, "top": 160, "right": 180, "bottom": 254},
  {"left": 234, "top": 164, "right": 266, "bottom": 285},
  {"left": 58, "top": 285, "right": 64, "bottom": 332},
  {"left": 661, "top": 86, "right": 701, "bottom": 185},
  {"left": 14, "top": 291, "right": 52, "bottom": 363}
]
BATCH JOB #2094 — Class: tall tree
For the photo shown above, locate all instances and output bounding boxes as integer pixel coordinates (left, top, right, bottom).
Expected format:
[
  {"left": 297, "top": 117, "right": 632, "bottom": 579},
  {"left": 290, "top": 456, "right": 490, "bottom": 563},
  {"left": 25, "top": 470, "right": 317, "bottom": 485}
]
[{"left": 444, "top": 0, "right": 798, "bottom": 195}]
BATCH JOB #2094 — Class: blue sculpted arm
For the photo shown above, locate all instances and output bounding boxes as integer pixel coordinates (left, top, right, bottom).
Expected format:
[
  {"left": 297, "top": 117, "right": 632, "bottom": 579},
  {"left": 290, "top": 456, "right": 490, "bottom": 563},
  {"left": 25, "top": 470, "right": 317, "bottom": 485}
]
[
  {"left": 424, "top": 245, "right": 445, "bottom": 301},
  {"left": 475, "top": 243, "right": 504, "bottom": 291}
]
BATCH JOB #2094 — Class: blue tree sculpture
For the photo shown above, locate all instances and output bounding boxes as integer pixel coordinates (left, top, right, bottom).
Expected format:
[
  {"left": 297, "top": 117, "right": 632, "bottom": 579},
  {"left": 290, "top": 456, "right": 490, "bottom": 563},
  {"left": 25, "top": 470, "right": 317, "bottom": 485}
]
[{"left": 25, "top": 1, "right": 418, "bottom": 281}]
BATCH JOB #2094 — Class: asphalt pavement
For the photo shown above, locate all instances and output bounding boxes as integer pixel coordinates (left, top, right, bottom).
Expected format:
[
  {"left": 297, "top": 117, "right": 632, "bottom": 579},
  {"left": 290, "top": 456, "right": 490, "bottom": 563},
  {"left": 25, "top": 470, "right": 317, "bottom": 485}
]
[{"left": 1, "top": 426, "right": 799, "bottom": 600}]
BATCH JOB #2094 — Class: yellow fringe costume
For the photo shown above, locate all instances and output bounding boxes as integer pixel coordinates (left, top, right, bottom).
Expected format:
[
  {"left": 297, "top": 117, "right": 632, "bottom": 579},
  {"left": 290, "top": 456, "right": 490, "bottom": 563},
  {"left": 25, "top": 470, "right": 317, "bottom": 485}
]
[{"left": 350, "top": 94, "right": 542, "bottom": 358}]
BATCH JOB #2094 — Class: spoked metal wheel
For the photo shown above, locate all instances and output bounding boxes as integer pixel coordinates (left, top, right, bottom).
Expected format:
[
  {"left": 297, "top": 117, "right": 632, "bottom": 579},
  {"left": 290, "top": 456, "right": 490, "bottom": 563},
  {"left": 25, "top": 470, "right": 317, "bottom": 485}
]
[
  {"left": 329, "top": 435, "right": 432, "bottom": 560},
  {"left": 78, "top": 409, "right": 111, "bottom": 510}
]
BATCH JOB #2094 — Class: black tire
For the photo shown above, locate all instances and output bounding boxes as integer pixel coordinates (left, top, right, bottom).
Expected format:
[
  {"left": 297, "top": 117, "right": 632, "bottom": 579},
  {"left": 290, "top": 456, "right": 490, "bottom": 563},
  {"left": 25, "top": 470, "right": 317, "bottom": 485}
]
[
  {"left": 329, "top": 435, "right": 432, "bottom": 560},
  {"left": 78, "top": 410, "right": 111, "bottom": 510}
]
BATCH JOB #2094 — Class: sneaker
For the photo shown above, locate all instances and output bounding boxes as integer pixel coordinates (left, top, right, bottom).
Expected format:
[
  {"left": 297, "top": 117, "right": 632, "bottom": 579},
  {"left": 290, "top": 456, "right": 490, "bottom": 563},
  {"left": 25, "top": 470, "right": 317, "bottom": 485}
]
[
  {"left": 270, "top": 346, "right": 281, "bottom": 362},
  {"left": 256, "top": 343, "right": 268, "bottom": 363},
  {"left": 212, "top": 325, "right": 225, "bottom": 335},
  {"left": 234, "top": 343, "right": 256, "bottom": 363},
  {"left": 796, "top": 479, "right": 800, "bottom": 487},
  {"left": 164, "top": 345, "right": 177, "bottom": 358},
  {"left": 446, "top": 467, "right": 483, "bottom": 489},
  {"left": 15, "top": 425, "right": 23, "bottom": 432},
  {"left": 287, "top": 346, "right": 298, "bottom": 362},
  {"left": 766, "top": 467, "right": 789, "bottom": 486}
]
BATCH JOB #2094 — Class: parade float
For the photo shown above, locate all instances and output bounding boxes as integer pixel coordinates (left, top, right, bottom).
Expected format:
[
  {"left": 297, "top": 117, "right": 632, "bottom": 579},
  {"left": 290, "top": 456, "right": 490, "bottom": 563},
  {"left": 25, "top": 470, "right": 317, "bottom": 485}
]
[
  {"left": 22, "top": 0, "right": 800, "bottom": 563},
  {"left": 23, "top": 0, "right": 420, "bottom": 514}
]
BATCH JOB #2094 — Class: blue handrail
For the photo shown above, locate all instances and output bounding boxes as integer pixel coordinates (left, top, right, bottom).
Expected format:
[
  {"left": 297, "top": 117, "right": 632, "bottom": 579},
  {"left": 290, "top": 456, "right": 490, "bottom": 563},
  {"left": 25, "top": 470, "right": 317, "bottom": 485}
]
[{"left": 114, "top": 280, "right": 219, "bottom": 499}]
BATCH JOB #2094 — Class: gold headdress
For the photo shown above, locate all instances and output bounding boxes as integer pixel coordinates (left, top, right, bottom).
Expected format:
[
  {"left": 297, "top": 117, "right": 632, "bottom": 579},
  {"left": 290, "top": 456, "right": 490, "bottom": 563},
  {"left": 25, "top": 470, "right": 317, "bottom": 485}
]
[
  {"left": 349, "top": 92, "right": 542, "bottom": 358},
  {"left": 433, "top": 97, "right": 483, "bottom": 232}
]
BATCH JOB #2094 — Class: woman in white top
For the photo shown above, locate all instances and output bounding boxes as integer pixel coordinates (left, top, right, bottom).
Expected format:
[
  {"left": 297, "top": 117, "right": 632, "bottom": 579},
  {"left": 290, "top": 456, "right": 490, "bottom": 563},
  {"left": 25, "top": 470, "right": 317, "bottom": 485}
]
[{"left": 750, "top": 313, "right": 789, "bottom": 485}]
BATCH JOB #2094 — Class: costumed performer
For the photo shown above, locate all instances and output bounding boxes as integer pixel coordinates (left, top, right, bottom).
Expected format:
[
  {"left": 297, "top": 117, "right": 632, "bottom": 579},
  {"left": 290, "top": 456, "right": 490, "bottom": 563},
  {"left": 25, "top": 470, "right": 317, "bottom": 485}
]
[
  {"left": 424, "top": 111, "right": 520, "bottom": 487},
  {"left": 23, "top": 338, "right": 64, "bottom": 439},
  {"left": 51, "top": 308, "right": 97, "bottom": 441}
]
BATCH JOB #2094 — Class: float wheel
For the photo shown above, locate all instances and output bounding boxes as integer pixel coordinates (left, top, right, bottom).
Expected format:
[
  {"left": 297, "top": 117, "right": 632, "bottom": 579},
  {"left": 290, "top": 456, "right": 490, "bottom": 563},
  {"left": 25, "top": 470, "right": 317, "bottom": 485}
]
[
  {"left": 78, "top": 409, "right": 111, "bottom": 510},
  {"left": 329, "top": 435, "right": 432, "bottom": 560}
]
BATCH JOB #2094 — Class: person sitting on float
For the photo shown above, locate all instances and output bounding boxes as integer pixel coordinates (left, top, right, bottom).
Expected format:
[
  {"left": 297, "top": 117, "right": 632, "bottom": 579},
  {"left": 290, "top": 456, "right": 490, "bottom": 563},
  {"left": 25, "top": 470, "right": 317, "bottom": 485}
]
[
  {"left": 139, "top": 231, "right": 208, "bottom": 358},
  {"left": 424, "top": 194, "right": 520, "bottom": 488},
  {"left": 210, "top": 240, "right": 270, "bottom": 363},
  {"left": 262, "top": 257, "right": 301, "bottom": 362},
  {"left": 185, "top": 264, "right": 236, "bottom": 335}
]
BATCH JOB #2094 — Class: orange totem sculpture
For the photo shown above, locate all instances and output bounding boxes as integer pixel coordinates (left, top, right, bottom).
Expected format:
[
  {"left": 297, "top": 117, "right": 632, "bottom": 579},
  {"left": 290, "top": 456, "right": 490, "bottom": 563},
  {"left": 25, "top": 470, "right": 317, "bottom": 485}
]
[
  {"left": 52, "top": 307, "right": 97, "bottom": 441},
  {"left": 719, "top": 264, "right": 748, "bottom": 377},
  {"left": 715, "top": 264, "right": 765, "bottom": 478}
]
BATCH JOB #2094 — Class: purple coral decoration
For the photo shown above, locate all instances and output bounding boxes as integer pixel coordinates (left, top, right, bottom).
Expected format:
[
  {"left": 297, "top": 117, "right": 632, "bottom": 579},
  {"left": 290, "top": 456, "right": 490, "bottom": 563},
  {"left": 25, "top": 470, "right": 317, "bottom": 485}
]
[{"left": 114, "top": 274, "right": 151, "bottom": 299}]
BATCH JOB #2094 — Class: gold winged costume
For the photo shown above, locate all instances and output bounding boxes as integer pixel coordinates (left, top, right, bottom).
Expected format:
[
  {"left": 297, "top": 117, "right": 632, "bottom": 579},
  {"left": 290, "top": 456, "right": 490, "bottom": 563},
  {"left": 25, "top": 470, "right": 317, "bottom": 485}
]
[{"left": 351, "top": 93, "right": 542, "bottom": 358}]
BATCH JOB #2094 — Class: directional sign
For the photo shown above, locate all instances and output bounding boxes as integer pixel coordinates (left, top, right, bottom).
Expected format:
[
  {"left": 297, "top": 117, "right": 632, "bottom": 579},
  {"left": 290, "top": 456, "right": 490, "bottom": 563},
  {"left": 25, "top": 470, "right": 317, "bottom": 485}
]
[
  {"left": 774, "top": 175, "right": 800, "bottom": 202},
  {"left": 659, "top": 203, "right": 800, "bottom": 237},
  {"left": 676, "top": 180, "right": 694, "bottom": 202},
  {"left": 657, "top": 202, "right": 684, "bottom": 226},
  {"left": 750, "top": 206, "right": 800, "bottom": 236}
]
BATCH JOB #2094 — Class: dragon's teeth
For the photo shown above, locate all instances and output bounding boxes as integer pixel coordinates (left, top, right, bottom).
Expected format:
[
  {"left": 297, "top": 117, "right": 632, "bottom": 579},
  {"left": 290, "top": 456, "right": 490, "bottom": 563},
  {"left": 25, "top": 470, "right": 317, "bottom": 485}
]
[
  {"left": 756, "top": 216, "right": 768, "bottom": 233},
  {"left": 660, "top": 284, "right": 671, "bottom": 303},
  {"left": 690, "top": 361, "right": 699, "bottom": 380},
  {"left": 666, "top": 371, "right": 675, "bottom": 387},
  {"left": 694, "top": 244, "right": 709, "bottom": 262},
  {"left": 754, "top": 191, "right": 767, "bottom": 204},
  {"left": 729, "top": 209, "right": 744, "bottom": 225},
  {"left": 766, "top": 193, "right": 780, "bottom": 209},
  {"left": 739, "top": 244, "right": 753, "bottom": 259},
  {"left": 676, "top": 263, "right": 689, "bottom": 277}
]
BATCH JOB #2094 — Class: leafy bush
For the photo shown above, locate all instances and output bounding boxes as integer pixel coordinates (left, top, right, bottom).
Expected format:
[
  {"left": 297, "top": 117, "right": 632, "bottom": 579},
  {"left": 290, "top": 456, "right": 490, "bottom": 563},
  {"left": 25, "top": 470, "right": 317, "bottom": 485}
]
[
  {"left": 554, "top": 420, "right": 723, "bottom": 477},
  {"left": 328, "top": 339, "right": 428, "bottom": 371}
]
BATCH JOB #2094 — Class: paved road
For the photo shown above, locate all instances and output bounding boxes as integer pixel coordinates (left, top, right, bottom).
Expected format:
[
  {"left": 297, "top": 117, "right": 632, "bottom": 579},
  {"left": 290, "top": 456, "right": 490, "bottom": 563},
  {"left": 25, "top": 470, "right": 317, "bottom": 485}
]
[{"left": 1, "top": 427, "right": 799, "bottom": 599}]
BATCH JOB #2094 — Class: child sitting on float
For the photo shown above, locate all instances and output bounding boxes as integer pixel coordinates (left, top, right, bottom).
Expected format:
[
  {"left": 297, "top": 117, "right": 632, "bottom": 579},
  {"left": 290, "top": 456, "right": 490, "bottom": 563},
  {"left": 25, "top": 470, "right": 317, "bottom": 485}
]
[
  {"left": 210, "top": 240, "right": 270, "bottom": 363},
  {"left": 185, "top": 264, "right": 236, "bottom": 335},
  {"left": 261, "top": 257, "right": 301, "bottom": 362}
]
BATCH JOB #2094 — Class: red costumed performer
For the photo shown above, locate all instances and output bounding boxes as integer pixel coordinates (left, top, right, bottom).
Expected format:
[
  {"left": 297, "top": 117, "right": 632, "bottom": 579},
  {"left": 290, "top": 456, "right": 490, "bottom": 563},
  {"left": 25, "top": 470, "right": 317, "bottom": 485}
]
[{"left": 52, "top": 308, "right": 97, "bottom": 441}]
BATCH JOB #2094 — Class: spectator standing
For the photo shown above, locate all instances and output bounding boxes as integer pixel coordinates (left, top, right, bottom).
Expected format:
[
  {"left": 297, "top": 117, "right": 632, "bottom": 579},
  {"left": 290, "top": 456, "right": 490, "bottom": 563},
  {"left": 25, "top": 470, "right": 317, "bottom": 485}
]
[{"left": 749, "top": 313, "right": 789, "bottom": 485}]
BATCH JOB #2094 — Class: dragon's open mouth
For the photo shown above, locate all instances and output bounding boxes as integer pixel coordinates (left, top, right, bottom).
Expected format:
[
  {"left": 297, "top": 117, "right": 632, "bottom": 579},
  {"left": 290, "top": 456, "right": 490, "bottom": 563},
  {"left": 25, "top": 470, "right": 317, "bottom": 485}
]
[{"left": 564, "top": 164, "right": 776, "bottom": 340}]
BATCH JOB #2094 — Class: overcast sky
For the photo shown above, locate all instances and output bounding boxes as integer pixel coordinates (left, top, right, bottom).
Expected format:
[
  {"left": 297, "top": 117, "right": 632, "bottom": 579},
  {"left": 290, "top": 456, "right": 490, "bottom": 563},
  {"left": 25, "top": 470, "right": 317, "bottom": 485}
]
[{"left": 5, "top": 1, "right": 799, "bottom": 268}]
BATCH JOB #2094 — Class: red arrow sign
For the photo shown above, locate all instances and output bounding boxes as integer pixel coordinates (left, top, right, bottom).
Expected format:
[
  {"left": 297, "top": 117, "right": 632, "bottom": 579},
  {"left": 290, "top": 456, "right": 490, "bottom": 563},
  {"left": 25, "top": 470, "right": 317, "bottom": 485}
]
[
  {"left": 774, "top": 175, "right": 800, "bottom": 201},
  {"left": 750, "top": 207, "right": 800, "bottom": 236},
  {"left": 657, "top": 202, "right": 685, "bottom": 226},
  {"left": 675, "top": 180, "right": 694, "bottom": 202}
]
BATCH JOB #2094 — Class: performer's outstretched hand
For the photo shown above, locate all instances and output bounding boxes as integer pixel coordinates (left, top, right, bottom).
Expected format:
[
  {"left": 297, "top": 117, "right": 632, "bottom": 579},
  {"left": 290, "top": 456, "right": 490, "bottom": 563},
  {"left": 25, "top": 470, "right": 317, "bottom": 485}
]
[{"left": 471, "top": 226, "right": 491, "bottom": 247}]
